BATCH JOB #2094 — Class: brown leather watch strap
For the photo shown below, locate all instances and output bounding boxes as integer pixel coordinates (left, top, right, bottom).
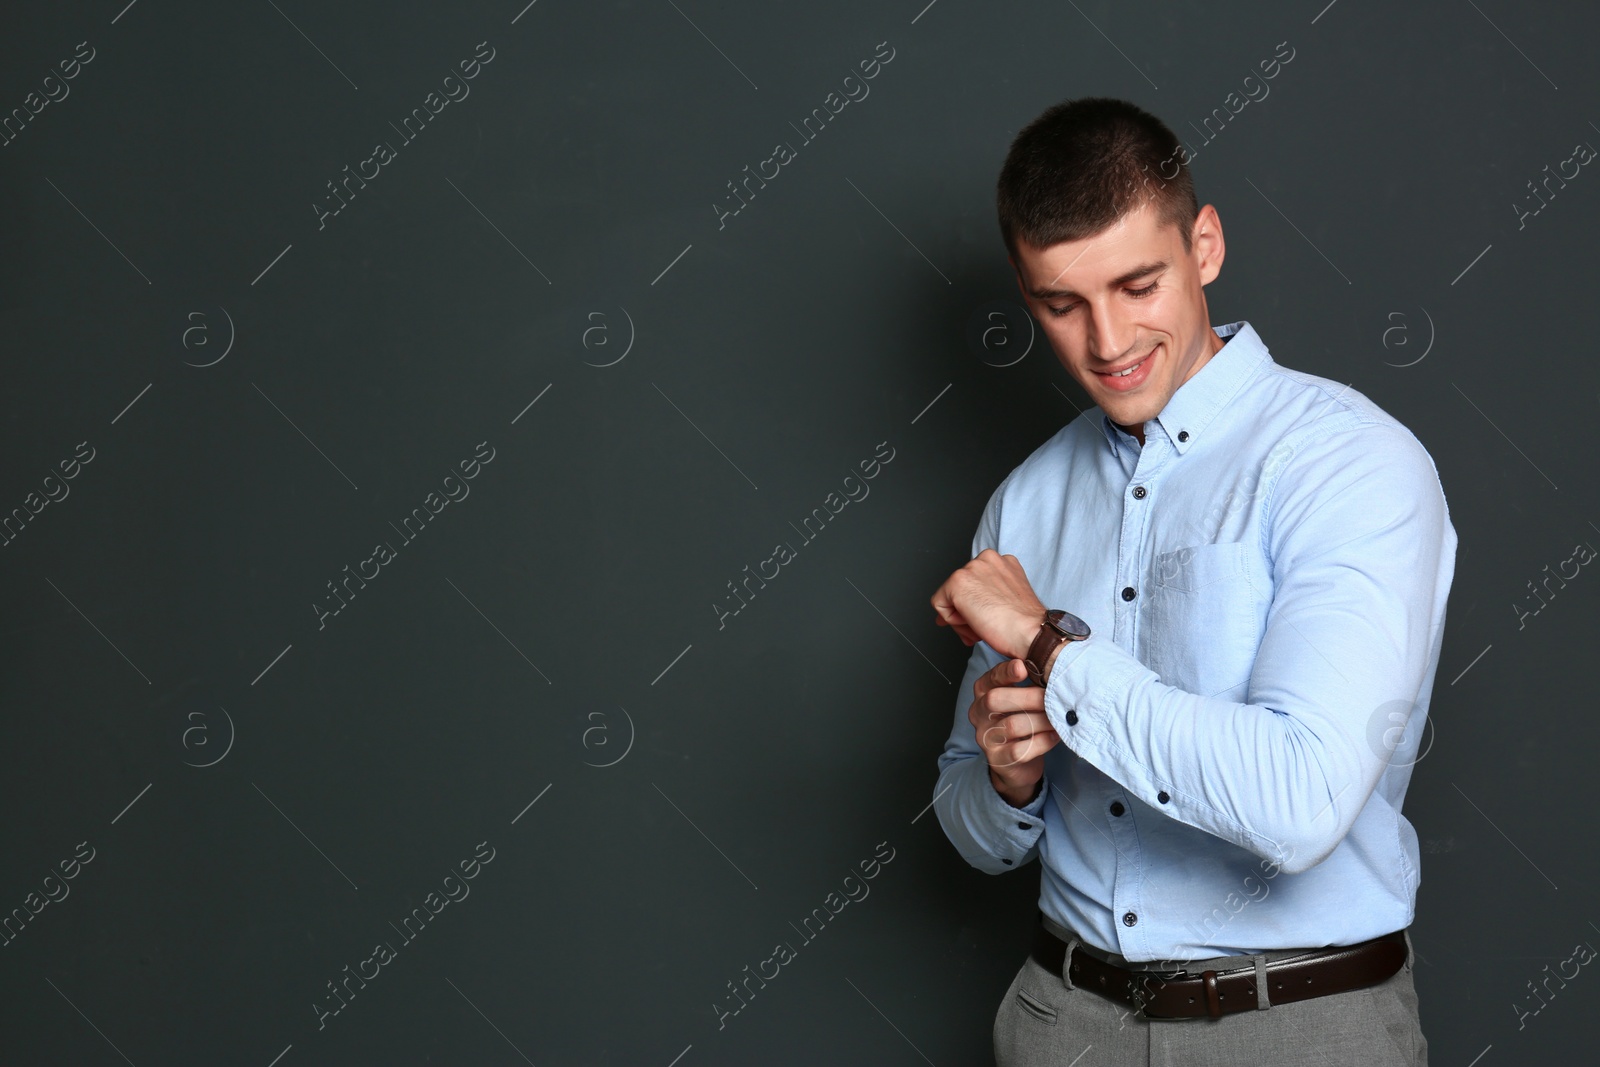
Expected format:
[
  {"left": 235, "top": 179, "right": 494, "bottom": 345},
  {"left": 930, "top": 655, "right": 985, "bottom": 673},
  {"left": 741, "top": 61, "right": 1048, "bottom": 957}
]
[
  {"left": 1025, "top": 625, "right": 1069, "bottom": 688},
  {"left": 1025, "top": 609, "right": 1088, "bottom": 687}
]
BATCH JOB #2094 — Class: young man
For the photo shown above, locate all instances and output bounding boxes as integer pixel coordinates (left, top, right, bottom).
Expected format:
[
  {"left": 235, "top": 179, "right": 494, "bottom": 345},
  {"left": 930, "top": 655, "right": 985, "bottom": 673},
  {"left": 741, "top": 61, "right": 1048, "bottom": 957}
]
[{"left": 928, "top": 98, "right": 1454, "bottom": 1065}]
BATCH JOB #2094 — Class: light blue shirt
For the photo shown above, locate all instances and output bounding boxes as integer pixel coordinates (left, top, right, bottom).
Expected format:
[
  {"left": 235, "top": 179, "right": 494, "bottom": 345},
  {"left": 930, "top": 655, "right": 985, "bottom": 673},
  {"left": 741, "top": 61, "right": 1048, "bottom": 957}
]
[{"left": 933, "top": 320, "right": 1457, "bottom": 962}]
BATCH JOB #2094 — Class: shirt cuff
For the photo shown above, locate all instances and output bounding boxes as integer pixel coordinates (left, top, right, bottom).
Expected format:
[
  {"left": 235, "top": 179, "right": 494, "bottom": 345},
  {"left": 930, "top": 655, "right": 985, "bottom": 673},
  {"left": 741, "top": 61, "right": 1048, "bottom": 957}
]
[
  {"left": 944, "top": 758, "right": 1048, "bottom": 872},
  {"left": 1043, "top": 635, "right": 1148, "bottom": 766},
  {"left": 1008, "top": 778, "right": 1050, "bottom": 817}
]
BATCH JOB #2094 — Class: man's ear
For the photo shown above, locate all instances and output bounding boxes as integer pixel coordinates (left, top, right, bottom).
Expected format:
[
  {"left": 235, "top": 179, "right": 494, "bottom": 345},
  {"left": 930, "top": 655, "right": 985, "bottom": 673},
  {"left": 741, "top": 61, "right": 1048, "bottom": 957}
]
[{"left": 1192, "top": 204, "right": 1225, "bottom": 286}]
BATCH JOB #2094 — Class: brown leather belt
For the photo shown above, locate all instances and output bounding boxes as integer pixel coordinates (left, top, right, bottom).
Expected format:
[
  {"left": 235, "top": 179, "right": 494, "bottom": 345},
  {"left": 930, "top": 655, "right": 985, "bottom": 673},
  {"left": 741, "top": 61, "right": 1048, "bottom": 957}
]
[{"left": 1030, "top": 922, "right": 1408, "bottom": 1020}]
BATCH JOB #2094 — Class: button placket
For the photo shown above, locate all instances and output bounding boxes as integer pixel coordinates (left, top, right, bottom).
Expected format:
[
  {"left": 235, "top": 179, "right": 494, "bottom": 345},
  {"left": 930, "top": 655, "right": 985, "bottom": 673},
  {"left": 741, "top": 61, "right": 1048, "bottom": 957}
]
[
  {"left": 1120, "top": 438, "right": 1168, "bottom": 649},
  {"left": 1101, "top": 775, "right": 1142, "bottom": 959},
  {"left": 1109, "top": 442, "right": 1167, "bottom": 959}
]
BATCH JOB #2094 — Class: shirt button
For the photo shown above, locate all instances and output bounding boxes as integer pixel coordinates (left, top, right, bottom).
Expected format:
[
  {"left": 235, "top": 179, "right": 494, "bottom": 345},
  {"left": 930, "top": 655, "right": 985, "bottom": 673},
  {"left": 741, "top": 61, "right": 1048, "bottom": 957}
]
[
  {"left": 1157, "top": 791, "right": 1170, "bottom": 804},
  {"left": 1109, "top": 801, "right": 1126, "bottom": 817},
  {"left": 1065, "top": 709, "right": 1079, "bottom": 726},
  {"left": 1017, "top": 822, "right": 1032, "bottom": 830},
  {"left": 1178, "top": 430, "right": 1190, "bottom": 442},
  {"left": 1002, "top": 858, "right": 1013, "bottom": 866},
  {"left": 1121, "top": 586, "right": 1137, "bottom": 601},
  {"left": 1131, "top": 485, "right": 1147, "bottom": 499},
  {"left": 1123, "top": 911, "right": 1138, "bottom": 927}
]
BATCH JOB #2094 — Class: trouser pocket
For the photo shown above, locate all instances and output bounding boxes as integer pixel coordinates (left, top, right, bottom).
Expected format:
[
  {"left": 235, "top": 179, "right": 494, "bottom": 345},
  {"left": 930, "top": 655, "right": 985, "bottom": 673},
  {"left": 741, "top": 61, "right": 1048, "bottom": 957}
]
[{"left": 1015, "top": 988, "right": 1058, "bottom": 1025}]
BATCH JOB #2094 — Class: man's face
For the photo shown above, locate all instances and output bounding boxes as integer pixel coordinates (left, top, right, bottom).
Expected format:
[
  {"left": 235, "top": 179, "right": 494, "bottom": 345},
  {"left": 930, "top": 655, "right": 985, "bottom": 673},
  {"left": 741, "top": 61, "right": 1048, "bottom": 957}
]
[{"left": 1010, "top": 200, "right": 1226, "bottom": 439}]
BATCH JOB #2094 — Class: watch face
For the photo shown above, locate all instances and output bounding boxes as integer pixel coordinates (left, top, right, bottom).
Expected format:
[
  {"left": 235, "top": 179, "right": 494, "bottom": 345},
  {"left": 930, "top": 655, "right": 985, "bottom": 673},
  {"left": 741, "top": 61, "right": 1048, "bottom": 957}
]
[{"left": 1051, "top": 610, "right": 1091, "bottom": 639}]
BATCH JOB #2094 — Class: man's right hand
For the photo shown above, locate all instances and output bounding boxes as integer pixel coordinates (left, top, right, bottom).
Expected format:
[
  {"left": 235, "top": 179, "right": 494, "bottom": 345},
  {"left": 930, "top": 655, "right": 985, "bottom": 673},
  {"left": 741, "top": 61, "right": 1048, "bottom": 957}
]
[{"left": 969, "top": 657, "right": 1061, "bottom": 808}]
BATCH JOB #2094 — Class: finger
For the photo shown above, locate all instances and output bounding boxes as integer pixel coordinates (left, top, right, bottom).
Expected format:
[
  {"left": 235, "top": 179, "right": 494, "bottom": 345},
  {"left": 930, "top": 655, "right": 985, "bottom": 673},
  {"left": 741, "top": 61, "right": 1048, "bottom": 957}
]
[
  {"left": 989, "top": 722, "right": 1061, "bottom": 756},
  {"left": 979, "top": 711, "right": 1057, "bottom": 746},
  {"left": 985, "top": 729, "right": 1062, "bottom": 771},
  {"left": 934, "top": 605, "right": 980, "bottom": 645},
  {"left": 977, "top": 719, "right": 1057, "bottom": 763},
  {"left": 979, "top": 678, "right": 1046, "bottom": 717},
  {"left": 985, "top": 728, "right": 1063, "bottom": 770},
  {"left": 929, "top": 588, "right": 959, "bottom": 624},
  {"left": 969, "top": 683, "right": 1044, "bottom": 731},
  {"left": 974, "top": 657, "right": 1027, "bottom": 698}
]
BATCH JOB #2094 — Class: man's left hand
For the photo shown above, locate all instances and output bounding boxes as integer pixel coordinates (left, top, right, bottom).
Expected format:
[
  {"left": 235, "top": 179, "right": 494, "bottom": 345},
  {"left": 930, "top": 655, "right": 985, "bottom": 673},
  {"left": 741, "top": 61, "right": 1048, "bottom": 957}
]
[{"left": 930, "top": 549, "right": 1049, "bottom": 661}]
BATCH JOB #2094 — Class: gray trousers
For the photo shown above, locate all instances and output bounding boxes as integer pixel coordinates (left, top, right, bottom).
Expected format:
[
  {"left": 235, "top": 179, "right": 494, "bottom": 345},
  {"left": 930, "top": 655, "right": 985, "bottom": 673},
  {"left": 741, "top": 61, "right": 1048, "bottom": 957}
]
[{"left": 994, "top": 919, "right": 1427, "bottom": 1066}]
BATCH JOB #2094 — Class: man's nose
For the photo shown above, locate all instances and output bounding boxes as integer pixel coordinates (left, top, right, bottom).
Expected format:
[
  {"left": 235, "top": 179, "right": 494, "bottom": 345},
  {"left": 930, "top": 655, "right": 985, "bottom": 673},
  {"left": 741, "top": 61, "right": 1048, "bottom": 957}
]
[{"left": 1087, "top": 301, "right": 1136, "bottom": 364}]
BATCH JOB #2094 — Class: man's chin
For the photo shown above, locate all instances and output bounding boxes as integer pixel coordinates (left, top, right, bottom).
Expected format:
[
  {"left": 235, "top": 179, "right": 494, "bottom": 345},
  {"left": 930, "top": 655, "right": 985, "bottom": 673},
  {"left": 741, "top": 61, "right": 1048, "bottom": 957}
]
[{"left": 1100, "top": 403, "right": 1152, "bottom": 426}]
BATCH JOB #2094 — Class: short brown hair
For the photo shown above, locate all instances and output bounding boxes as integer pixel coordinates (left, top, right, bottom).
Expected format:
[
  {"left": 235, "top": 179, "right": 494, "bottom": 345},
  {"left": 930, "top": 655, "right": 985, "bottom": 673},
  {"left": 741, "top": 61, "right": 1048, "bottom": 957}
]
[{"left": 996, "top": 97, "right": 1199, "bottom": 261}]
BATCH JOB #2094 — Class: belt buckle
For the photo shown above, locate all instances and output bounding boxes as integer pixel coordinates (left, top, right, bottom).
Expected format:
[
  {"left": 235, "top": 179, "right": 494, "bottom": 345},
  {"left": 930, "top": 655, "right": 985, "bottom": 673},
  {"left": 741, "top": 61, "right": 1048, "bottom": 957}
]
[{"left": 1127, "top": 975, "right": 1152, "bottom": 1020}]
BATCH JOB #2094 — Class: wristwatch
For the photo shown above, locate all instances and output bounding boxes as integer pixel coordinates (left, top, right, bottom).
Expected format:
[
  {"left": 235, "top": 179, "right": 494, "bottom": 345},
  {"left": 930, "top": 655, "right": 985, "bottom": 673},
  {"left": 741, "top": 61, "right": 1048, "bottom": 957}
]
[{"left": 1024, "top": 609, "right": 1091, "bottom": 687}]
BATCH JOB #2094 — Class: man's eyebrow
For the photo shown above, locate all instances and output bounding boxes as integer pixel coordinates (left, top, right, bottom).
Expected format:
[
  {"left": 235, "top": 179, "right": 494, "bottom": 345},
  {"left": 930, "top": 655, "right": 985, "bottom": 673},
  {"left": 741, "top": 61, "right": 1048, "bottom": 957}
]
[{"left": 1028, "top": 260, "right": 1169, "bottom": 300}]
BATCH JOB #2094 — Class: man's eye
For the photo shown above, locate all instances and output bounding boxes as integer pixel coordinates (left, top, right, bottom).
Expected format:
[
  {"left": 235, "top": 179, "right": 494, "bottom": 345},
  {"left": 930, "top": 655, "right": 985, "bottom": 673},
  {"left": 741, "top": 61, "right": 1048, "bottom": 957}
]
[{"left": 1044, "top": 282, "right": 1158, "bottom": 318}]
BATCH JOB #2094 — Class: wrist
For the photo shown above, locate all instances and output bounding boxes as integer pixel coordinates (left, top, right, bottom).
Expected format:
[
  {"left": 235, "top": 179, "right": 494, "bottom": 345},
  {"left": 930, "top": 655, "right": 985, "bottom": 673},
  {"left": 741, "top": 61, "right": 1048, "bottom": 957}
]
[
  {"left": 991, "top": 770, "right": 1042, "bottom": 808},
  {"left": 1012, "top": 609, "right": 1045, "bottom": 661}
]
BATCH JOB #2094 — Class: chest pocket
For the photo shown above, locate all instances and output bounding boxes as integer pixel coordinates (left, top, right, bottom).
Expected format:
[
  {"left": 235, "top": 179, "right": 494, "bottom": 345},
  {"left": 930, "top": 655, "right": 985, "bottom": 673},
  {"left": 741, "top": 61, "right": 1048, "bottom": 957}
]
[{"left": 1143, "top": 541, "right": 1261, "bottom": 696}]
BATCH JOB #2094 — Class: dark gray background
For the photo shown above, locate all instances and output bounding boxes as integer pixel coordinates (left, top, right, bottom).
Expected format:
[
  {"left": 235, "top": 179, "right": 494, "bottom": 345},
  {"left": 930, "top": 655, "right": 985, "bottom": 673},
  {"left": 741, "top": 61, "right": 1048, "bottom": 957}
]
[{"left": 2, "top": 1, "right": 1595, "bottom": 1063}]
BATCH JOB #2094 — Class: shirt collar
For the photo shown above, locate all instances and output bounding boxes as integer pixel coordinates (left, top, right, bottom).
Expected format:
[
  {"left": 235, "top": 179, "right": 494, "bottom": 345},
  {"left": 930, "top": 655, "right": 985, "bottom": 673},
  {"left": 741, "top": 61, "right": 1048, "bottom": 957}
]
[{"left": 1098, "top": 320, "right": 1270, "bottom": 458}]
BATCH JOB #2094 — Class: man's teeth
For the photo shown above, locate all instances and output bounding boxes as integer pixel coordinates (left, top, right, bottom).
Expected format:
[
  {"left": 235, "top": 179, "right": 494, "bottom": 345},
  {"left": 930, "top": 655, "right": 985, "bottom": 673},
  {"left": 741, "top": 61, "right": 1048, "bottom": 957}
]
[{"left": 1109, "top": 358, "right": 1144, "bottom": 377}]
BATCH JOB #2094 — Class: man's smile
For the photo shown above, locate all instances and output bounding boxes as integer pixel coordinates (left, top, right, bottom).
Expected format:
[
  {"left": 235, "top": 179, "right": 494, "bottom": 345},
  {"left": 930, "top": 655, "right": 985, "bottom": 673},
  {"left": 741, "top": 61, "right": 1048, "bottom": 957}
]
[{"left": 1092, "top": 345, "right": 1158, "bottom": 392}]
